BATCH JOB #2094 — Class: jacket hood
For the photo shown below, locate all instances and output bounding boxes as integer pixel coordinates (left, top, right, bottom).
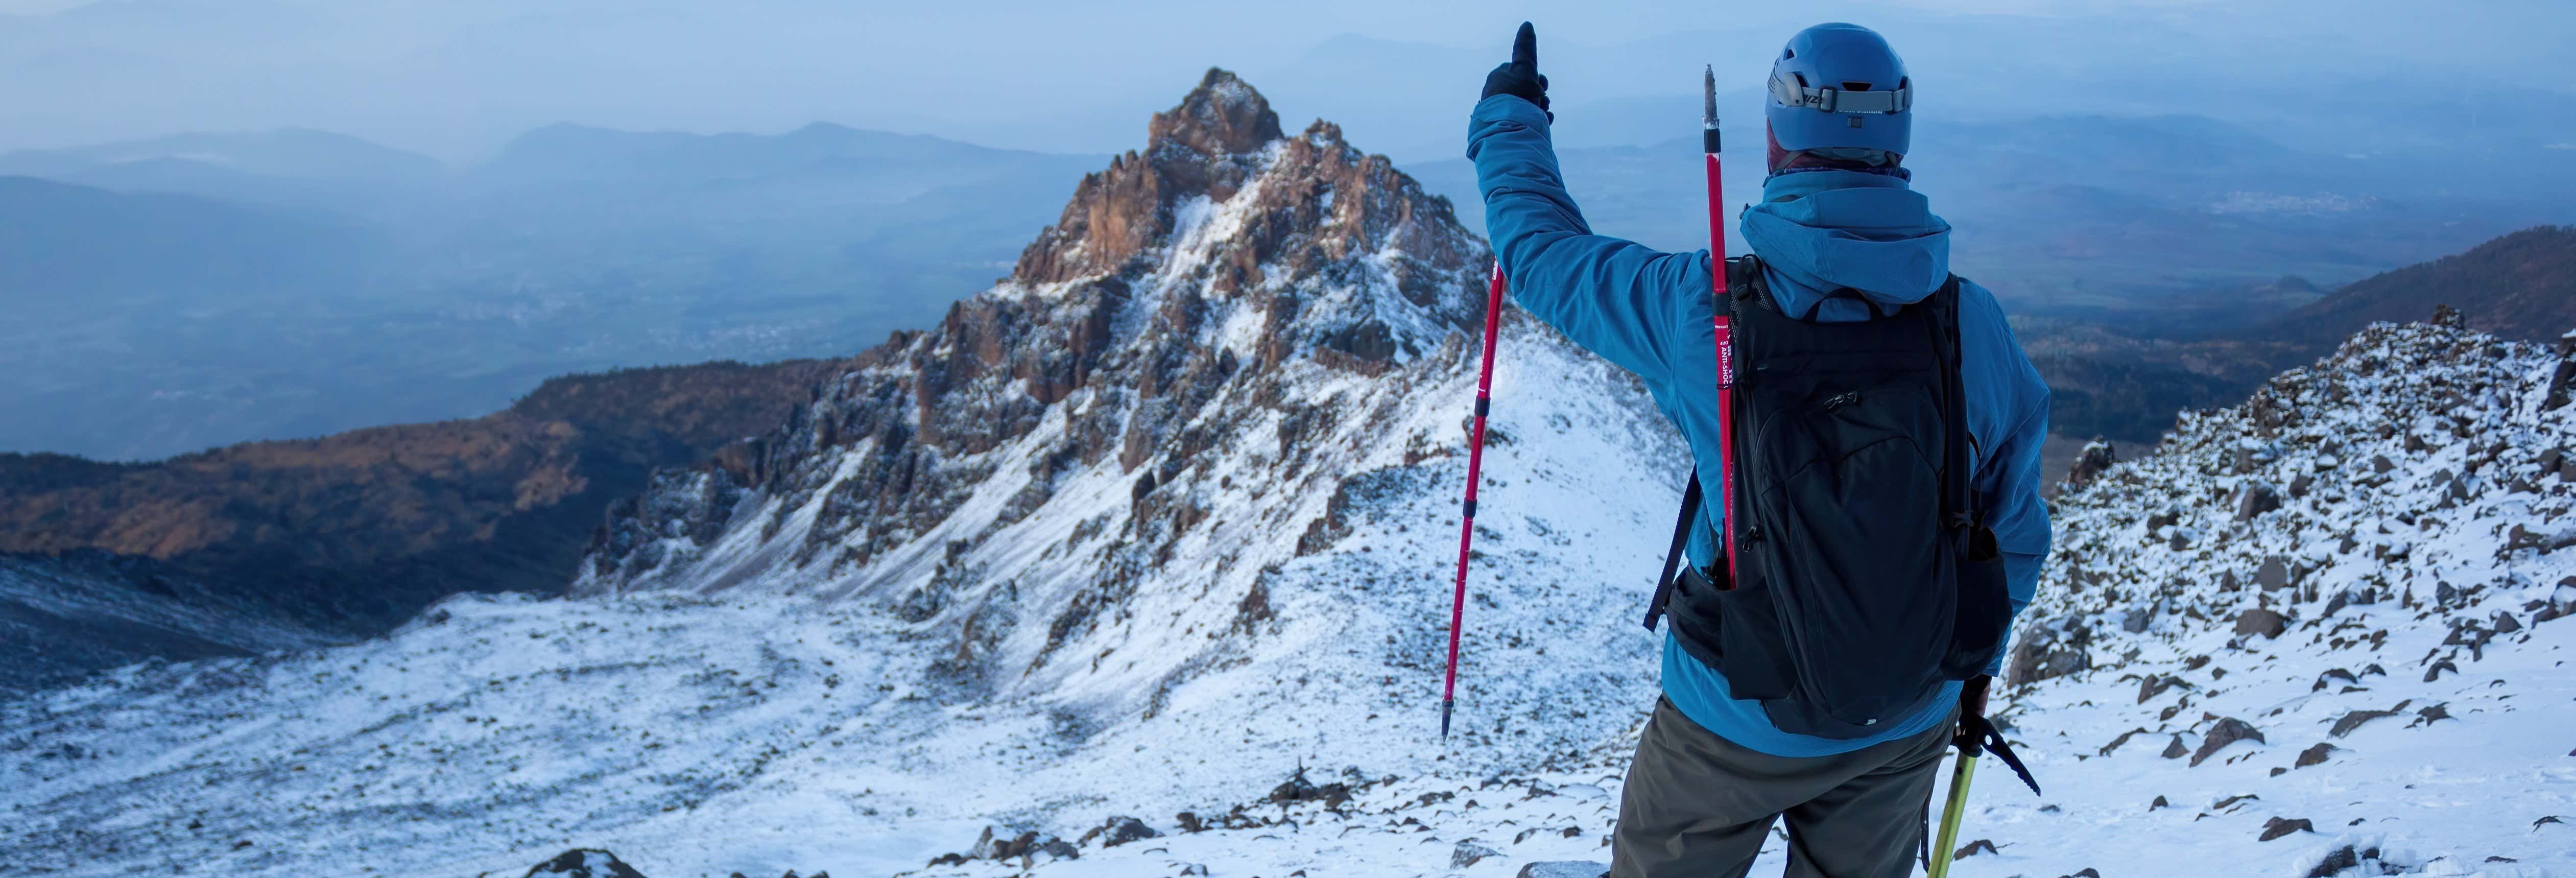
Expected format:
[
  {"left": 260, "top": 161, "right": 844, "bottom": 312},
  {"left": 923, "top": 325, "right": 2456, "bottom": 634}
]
[{"left": 1738, "top": 169, "right": 1952, "bottom": 321}]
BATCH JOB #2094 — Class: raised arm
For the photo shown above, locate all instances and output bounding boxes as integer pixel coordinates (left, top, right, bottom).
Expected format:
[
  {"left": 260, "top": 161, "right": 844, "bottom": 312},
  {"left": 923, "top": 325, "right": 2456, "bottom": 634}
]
[{"left": 1466, "top": 33, "right": 1701, "bottom": 386}]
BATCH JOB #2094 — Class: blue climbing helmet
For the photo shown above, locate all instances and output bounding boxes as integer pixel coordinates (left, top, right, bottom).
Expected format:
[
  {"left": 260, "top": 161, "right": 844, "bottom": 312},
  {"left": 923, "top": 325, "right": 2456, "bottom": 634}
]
[{"left": 1764, "top": 22, "right": 1911, "bottom": 163}]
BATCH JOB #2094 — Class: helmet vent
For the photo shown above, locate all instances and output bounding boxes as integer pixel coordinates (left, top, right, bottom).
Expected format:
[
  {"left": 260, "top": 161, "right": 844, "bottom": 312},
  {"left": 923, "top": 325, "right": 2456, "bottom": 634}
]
[
  {"left": 1783, "top": 48, "right": 1796, "bottom": 59},
  {"left": 1842, "top": 81, "right": 1872, "bottom": 91}
]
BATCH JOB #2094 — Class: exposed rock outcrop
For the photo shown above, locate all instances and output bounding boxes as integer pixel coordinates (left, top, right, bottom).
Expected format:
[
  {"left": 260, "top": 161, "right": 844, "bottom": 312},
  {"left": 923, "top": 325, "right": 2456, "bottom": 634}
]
[{"left": 572, "top": 70, "right": 1497, "bottom": 705}]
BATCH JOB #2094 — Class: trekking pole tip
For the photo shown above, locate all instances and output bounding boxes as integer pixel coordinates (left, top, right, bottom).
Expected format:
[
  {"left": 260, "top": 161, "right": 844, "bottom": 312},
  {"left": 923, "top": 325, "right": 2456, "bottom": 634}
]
[
  {"left": 1440, "top": 699, "right": 1454, "bottom": 739},
  {"left": 1702, "top": 66, "right": 1718, "bottom": 126}
]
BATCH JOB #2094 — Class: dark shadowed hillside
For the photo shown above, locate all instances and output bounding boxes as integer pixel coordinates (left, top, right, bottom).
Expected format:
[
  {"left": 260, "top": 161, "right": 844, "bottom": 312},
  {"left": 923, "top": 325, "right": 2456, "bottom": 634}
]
[
  {"left": 2020, "top": 225, "right": 2576, "bottom": 452},
  {"left": 0, "top": 358, "right": 840, "bottom": 650},
  {"left": 2251, "top": 224, "right": 2576, "bottom": 347}
]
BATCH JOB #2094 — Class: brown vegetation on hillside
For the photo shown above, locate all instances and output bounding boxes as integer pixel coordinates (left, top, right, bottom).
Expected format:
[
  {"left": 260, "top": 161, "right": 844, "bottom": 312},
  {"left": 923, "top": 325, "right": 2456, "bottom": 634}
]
[
  {"left": 2255, "top": 225, "right": 2576, "bottom": 346},
  {"left": 0, "top": 359, "right": 839, "bottom": 630}
]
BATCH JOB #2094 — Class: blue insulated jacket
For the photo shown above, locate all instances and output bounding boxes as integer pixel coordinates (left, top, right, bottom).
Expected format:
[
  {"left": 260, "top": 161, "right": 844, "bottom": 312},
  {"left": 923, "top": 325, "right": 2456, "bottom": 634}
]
[{"left": 1466, "top": 94, "right": 2052, "bottom": 757}]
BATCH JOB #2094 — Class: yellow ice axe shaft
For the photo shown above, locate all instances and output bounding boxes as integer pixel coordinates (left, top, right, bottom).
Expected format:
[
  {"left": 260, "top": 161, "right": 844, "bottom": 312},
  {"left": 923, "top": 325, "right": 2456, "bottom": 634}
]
[{"left": 1926, "top": 750, "right": 1978, "bottom": 878}]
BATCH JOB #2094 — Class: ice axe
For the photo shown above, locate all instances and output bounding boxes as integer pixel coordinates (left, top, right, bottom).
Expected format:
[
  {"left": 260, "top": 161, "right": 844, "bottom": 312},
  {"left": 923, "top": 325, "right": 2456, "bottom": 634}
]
[
  {"left": 1928, "top": 676, "right": 2042, "bottom": 877},
  {"left": 1441, "top": 262, "right": 1507, "bottom": 739}
]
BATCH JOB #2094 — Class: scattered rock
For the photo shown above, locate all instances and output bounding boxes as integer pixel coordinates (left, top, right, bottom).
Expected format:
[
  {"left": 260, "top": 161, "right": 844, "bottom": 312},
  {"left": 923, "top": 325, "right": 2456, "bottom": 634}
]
[
  {"left": 1451, "top": 841, "right": 1502, "bottom": 869},
  {"left": 2234, "top": 608, "right": 2287, "bottom": 639},
  {"left": 2138, "top": 675, "right": 2189, "bottom": 703},
  {"left": 2412, "top": 703, "right": 2452, "bottom": 725},
  {"left": 1267, "top": 766, "right": 1352, "bottom": 808},
  {"left": 2150, "top": 795, "right": 2170, "bottom": 810},
  {"left": 2294, "top": 743, "right": 2338, "bottom": 768},
  {"left": 2536, "top": 815, "right": 2566, "bottom": 830},
  {"left": 1953, "top": 839, "right": 2000, "bottom": 860},
  {"left": 2422, "top": 660, "right": 2457, "bottom": 682},
  {"left": 2006, "top": 619, "right": 2092, "bottom": 686},
  {"left": 2256, "top": 556, "right": 2294, "bottom": 590},
  {"left": 2305, "top": 844, "right": 2379, "bottom": 878},
  {"left": 1092, "top": 816, "right": 1159, "bottom": 847},
  {"left": 2059, "top": 869, "right": 2102, "bottom": 878},
  {"left": 2311, "top": 669, "right": 2356, "bottom": 692},
  {"left": 2161, "top": 735, "right": 2190, "bottom": 759},
  {"left": 2234, "top": 482, "right": 2281, "bottom": 520},
  {"left": 524, "top": 850, "right": 649, "bottom": 878},
  {"left": 2191, "top": 718, "right": 2264, "bottom": 767},
  {"left": 2259, "top": 817, "right": 2313, "bottom": 841},
  {"left": 2330, "top": 708, "right": 2400, "bottom": 738},
  {"left": 2100, "top": 727, "right": 2154, "bottom": 756}
]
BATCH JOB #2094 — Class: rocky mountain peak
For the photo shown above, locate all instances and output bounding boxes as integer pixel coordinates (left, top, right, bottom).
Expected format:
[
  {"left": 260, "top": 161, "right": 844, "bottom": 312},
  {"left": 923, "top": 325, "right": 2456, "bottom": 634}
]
[
  {"left": 583, "top": 69, "right": 1491, "bottom": 604},
  {"left": 1150, "top": 67, "right": 1284, "bottom": 159},
  {"left": 1009, "top": 70, "right": 1461, "bottom": 291}
]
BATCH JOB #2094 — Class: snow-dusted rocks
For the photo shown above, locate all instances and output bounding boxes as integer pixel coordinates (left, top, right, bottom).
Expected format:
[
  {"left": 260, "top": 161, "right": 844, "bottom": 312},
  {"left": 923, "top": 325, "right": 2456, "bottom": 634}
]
[{"left": 1981, "top": 313, "right": 2576, "bottom": 872}]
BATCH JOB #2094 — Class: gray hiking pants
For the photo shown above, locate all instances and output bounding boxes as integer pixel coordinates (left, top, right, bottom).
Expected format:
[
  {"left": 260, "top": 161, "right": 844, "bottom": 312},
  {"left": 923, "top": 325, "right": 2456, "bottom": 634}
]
[{"left": 1612, "top": 697, "right": 1956, "bottom": 878}]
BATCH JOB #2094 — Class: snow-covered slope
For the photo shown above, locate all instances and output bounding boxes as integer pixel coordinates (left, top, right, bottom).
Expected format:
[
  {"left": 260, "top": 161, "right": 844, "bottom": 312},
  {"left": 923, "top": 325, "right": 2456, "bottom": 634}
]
[
  {"left": 873, "top": 314, "right": 2576, "bottom": 878},
  {"left": 0, "top": 553, "right": 337, "bottom": 697}
]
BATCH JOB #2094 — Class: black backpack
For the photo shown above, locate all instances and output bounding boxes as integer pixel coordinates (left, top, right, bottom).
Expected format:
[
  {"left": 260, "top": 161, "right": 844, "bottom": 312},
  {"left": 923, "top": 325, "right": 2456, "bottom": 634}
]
[{"left": 1644, "top": 254, "right": 2012, "bottom": 739}]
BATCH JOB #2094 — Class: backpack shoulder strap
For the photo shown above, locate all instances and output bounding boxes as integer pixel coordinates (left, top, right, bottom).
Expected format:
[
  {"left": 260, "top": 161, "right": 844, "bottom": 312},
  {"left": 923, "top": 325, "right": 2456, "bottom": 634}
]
[
  {"left": 1642, "top": 473, "right": 1700, "bottom": 630},
  {"left": 1930, "top": 274, "right": 1976, "bottom": 529}
]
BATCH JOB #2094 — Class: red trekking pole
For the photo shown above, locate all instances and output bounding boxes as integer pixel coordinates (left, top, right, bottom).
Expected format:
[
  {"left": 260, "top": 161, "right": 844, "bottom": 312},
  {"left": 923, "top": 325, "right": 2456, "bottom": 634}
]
[
  {"left": 1704, "top": 65, "right": 1739, "bottom": 586},
  {"left": 1441, "top": 262, "right": 1507, "bottom": 739}
]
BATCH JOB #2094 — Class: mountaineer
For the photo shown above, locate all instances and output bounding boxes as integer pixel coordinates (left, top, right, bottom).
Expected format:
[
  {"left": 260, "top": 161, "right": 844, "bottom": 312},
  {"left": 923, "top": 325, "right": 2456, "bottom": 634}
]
[{"left": 1467, "top": 21, "right": 2053, "bottom": 878}]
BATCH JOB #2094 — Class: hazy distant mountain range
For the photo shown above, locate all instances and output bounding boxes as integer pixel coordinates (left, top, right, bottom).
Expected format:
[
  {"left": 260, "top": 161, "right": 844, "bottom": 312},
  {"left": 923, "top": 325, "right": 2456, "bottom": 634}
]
[
  {"left": 6, "top": 84, "right": 2572, "bottom": 462},
  {"left": 1410, "top": 112, "right": 2576, "bottom": 327},
  {"left": 0, "top": 125, "right": 1102, "bottom": 460}
]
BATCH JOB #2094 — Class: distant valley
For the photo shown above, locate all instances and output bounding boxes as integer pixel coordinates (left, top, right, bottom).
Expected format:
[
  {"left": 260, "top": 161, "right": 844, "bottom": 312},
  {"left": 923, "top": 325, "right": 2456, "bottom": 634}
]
[{"left": 0, "top": 126, "right": 1102, "bottom": 461}]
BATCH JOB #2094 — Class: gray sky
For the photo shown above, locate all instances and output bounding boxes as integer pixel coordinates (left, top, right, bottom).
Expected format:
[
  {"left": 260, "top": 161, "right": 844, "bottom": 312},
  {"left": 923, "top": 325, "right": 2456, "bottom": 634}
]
[{"left": 3, "top": 0, "right": 2569, "bottom": 160}]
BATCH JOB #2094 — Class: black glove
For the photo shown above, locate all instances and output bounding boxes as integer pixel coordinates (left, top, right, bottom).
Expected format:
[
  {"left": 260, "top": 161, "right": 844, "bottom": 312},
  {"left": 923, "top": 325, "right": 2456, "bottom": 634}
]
[
  {"left": 1482, "top": 21, "right": 1551, "bottom": 122},
  {"left": 1956, "top": 674, "right": 1993, "bottom": 744}
]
